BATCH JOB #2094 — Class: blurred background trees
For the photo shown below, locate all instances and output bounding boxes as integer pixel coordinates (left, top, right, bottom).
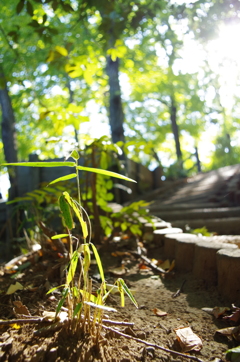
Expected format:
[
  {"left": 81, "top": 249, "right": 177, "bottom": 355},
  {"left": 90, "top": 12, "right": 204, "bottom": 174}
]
[{"left": 1, "top": 0, "right": 240, "bottom": 198}]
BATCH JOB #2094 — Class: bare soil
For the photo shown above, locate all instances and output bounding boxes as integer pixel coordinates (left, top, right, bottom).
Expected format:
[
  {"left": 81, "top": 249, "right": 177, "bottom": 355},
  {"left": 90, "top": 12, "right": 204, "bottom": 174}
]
[{"left": 0, "top": 240, "right": 237, "bottom": 362}]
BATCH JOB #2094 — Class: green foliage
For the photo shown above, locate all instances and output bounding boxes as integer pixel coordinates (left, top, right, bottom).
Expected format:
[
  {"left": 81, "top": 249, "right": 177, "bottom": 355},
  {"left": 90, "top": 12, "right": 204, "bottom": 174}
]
[{"left": 2, "top": 149, "right": 138, "bottom": 334}]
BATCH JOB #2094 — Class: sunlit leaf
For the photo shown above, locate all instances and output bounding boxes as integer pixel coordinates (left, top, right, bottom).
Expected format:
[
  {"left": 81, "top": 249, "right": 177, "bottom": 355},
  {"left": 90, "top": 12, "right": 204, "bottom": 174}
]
[
  {"left": 67, "top": 251, "right": 79, "bottom": 285},
  {"left": 51, "top": 234, "right": 69, "bottom": 239},
  {"left": 84, "top": 301, "right": 117, "bottom": 312},
  {"left": 117, "top": 278, "right": 138, "bottom": 308},
  {"left": 48, "top": 173, "right": 77, "bottom": 185},
  {"left": 1, "top": 161, "right": 75, "bottom": 167},
  {"left": 55, "top": 46, "right": 68, "bottom": 56},
  {"left": 6, "top": 282, "right": 24, "bottom": 295},
  {"left": 77, "top": 165, "right": 136, "bottom": 183},
  {"left": 152, "top": 308, "right": 167, "bottom": 317},
  {"left": 175, "top": 326, "right": 203, "bottom": 352}
]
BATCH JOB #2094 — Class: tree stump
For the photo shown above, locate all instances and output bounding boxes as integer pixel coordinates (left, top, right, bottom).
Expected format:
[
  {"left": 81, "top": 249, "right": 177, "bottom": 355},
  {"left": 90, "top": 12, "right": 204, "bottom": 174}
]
[
  {"left": 164, "top": 233, "right": 199, "bottom": 259},
  {"left": 216, "top": 248, "right": 240, "bottom": 301},
  {"left": 153, "top": 227, "right": 182, "bottom": 246},
  {"left": 175, "top": 238, "right": 199, "bottom": 272},
  {"left": 193, "top": 242, "right": 238, "bottom": 285}
]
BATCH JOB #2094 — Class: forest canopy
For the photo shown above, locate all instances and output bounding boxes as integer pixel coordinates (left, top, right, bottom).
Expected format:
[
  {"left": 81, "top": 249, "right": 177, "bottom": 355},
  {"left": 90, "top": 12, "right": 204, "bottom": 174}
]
[{"left": 1, "top": 0, "right": 240, "bottom": 198}]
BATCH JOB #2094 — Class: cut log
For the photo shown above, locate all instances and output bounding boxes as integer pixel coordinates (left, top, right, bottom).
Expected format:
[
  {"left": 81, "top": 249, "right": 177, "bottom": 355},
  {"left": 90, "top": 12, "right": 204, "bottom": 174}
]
[
  {"left": 193, "top": 242, "right": 238, "bottom": 285},
  {"left": 216, "top": 248, "right": 240, "bottom": 301}
]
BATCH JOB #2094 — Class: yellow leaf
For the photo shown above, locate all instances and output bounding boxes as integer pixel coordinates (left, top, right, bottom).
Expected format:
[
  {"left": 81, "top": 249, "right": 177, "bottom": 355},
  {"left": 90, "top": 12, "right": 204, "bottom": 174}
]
[
  {"left": 6, "top": 282, "right": 24, "bottom": 295},
  {"left": 55, "top": 46, "right": 68, "bottom": 56}
]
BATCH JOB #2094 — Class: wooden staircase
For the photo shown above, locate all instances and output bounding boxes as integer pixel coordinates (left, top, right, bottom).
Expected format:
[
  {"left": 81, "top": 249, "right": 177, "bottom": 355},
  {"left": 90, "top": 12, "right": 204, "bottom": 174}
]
[{"left": 145, "top": 164, "right": 240, "bottom": 235}]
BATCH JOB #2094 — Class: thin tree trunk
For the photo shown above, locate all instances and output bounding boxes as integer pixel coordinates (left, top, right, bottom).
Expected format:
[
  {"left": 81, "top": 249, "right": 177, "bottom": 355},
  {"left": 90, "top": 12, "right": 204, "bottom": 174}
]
[
  {"left": 195, "top": 146, "right": 202, "bottom": 172},
  {"left": 0, "top": 65, "right": 18, "bottom": 199},
  {"left": 106, "top": 56, "right": 125, "bottom": 145},
  {"left": 170, "top": 96, "right": 182, "bottom": 163}
]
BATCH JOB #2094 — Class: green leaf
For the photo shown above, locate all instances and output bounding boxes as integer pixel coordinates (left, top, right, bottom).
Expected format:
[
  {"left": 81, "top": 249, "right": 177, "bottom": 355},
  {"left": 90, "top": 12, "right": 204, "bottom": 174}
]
[
  {"left": 63, "top": 192, "right": 88, "bottom": 238},
  {"left": 1, "top": 161, "right": 75, "bottom": 167},
  {"left": 51, "top": 234, "right": 69, "bottom": 239},
  {"left": 90, "top": 243, "right": 106, "bottom": 293},
  {"left": 59, "top": 195, "right": 74, "bottom": 230},
  {"left": 118, "top": 278, "right": 138, "bottom": 308},
  {"left": 55, "top": 46, "right": 68, "bottom": 57},
  {"left": 73, "top": 303, "right": 82, "bottom": 317},
  {"left": 46, "top": 284, "right": 65, "bottom": 294},
  {"left": 226, "top": 346, "right": 240, "bottom": 362},
  {"left": 56, "top": 288, "right": 69, "bottom": 316},
  {"left": 48, "top": 173, "right": 77, "bottom": 185},
  {"left": 6, "top": 197, "right": 33, "bottom": 204},
  {"left": 67, "top": 251, "right": 79, "bottom": 285},
  {"left": 16, "top": 0, "right": 25, "bottom": 14},
  {"left": 70, "top": 150, "right": 79, "bottom": 160},
  {"left": 26, "top": 1, "right": 34, "bottom": 16},
  {"left": 77, "top": 165, "right": 136, "bottom": 183}
]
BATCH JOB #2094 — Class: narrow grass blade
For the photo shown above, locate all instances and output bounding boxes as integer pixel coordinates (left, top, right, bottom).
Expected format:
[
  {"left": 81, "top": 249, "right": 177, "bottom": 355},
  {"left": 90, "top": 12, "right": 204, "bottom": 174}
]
[
  {"left": 84, "top": 301, "right": 117, "bottom": 312},
  {"left": 56, "top": 288, "right": 69, "bottom": 317},
  {"left": 67, "top": 251, "right": 79, "bottom": 285},
  {"left": 73, "top": 303, "right": 82, "bottom": 317},
  {"left": 2, "top": 161, "right": 75, "bottom": 167},
  {"left": 46, "top": 284, "right": 66, "bottom": 294},
  {"left": 118, "top": 278, "right": 138, "bottom": 308},
  {"left": 77, "top": 165, "right": 136, "bottom": 183},
  {"left": 7, "top": 197, "right": 33, "bottom": 204},
  {"left": 63, "top": 192, "right": 88, "bottom": 238},
  {"left": 51, "top": 234, "right": 69, "bottom": 239},
  {"left": 90, "top": 243, "right": 106, "bottom": 293},
  {"left": 116, "top": 280, "right": 125, "bottom": 307},
  {"left": 48, "top": 173, "right": 77, "bottom": 185}
]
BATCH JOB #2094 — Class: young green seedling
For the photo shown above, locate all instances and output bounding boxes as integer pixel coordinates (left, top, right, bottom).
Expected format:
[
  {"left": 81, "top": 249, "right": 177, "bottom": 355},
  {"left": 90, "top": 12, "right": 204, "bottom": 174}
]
[{"left": 2, "top": 150, "right": 138, "bottom": 336}]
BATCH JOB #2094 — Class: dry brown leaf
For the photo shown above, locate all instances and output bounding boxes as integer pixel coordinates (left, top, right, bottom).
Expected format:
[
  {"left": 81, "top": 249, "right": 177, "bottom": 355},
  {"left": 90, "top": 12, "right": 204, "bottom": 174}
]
[
  {"left": 13, "top": 301, "right": 31, "bottom": 316},
  {"left": 216, "top": 325, "right": 240, "bottom": 341},
  {"left": 111, "top": 251, "right": 131, "bottom": 257},
  {"left": 223, "top": 308, "right": 240, "bottom": 324},
  {"left": 175, "top": 326, "right": 203, "bottom": 352},
  {"left": 138, "top": 263, "right": 151, "bottom": 270},
  {"left": 168, "top": 260, "right": 175, "bottom": 272},
  {"left": 152, "top": 308, "right": 167, "bottom": 317},
  {"left": 108, "top": 265, "right": 126, "bottom": 276},
  {"left": 212, "top": 306, "right": 230, "bottom": 318}
]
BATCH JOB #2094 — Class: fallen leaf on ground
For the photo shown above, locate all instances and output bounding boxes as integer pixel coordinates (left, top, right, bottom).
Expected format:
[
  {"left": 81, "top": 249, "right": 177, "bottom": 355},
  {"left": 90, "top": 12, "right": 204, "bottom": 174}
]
[
  {"left": 223, "top": 308, "right": 240, "bottom": 324},
  {"left": 138, "top": 263, "right": 151, "bottom": 270},
  {"left": 158, "top": 259, "right": 170, "bottom": 270},
  {"left": 6, "top": 282, "right": 24, "bottom": 295},
  {"left": 108, "top": 265, "right": 126, "bottom": 275},
  {"left": 152, "top": 308, "right": 167, "bottom": 317},
  {"left": 212, "top": 306, "right": 230, "bottom": 318},
  {"left": 175, "top": 326, "right": 203, "bottom": 352},
  {"left": 13, "top": 301, "right": 31, "bottom": 316},
  {"left": 216, "top": 325, "right": 240, "bottom": 341},
  {"left": 111, "top": 251, "right": 131, "bottom": 257}
]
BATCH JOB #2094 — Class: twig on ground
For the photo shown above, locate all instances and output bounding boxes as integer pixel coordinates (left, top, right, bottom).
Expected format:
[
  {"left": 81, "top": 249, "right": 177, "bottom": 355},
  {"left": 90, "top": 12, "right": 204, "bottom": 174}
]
[
  {"left": 102, "top": 324, "right": 206, "bottom": 362},
  {"left": 131, "top": 251, "right": 168, "bottom": 274},
  {"left": 102, "top": 319, "right": 134, "bottom": 326},
  {"left": 0, "top": 317, "right": 45, "bottom": 325},
  {"left": 172, "top": 279, "right": 187, "bottom": 298}
]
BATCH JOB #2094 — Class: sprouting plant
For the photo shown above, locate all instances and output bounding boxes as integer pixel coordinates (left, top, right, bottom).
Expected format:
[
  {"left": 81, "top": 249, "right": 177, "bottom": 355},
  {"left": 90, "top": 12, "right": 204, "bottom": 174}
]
[{"left": 2, "top": 150, "right": 138, "bottom": 338}]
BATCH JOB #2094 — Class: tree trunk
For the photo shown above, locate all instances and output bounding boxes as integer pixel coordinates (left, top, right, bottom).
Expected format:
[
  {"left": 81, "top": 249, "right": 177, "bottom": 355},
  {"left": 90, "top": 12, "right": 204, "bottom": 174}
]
[
  {"left": 106, "top": 56, "right": 125, "bottom": 145},
  {"left": 195, "top": 146, "right": 202, "bottom": 172},
  {"left": 170, "top": 96, "right": 182, "bottom": 163},
  {"left": 0, "top": 65, "right": 18, "bottom": 199}
]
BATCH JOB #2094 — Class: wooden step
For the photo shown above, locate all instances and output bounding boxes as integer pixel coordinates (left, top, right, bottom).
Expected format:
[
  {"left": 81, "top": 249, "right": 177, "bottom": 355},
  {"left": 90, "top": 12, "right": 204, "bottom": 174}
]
[{"left": 149, "top": 207, "right": 240, "bottom": 221}]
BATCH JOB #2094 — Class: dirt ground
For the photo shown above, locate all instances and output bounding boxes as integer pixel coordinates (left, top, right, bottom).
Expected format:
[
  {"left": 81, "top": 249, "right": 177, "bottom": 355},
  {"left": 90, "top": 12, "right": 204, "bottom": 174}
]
[{"left": 0, "top": 239, "right": 238, "bottom": 362}]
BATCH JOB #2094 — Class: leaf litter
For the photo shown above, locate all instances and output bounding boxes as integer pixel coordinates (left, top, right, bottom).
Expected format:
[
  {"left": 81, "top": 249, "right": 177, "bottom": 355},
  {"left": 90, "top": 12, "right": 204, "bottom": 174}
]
[{"left": 0, "top": 238, "right": 238, "bottom": 361}]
